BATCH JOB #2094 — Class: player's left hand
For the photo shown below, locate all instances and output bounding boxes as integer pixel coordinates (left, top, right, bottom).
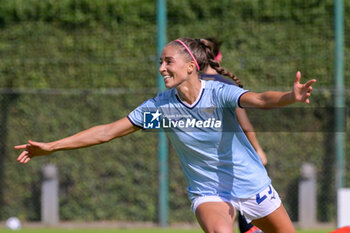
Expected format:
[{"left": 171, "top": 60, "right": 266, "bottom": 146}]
[{"left": 293, "top": 71, "right": 316, "bottom": 104}]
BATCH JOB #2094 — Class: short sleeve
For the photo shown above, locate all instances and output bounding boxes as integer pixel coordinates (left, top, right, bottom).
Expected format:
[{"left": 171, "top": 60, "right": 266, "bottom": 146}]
[
  {"left": 128, "top": 98, "right": 157, "bottom": 128},
  {"left": 217, "top": 84, "right": 249, "bottom": 109}
]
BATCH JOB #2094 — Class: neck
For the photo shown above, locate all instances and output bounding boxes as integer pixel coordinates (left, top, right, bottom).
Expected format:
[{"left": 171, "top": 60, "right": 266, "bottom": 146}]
[
  {"left": 176, "top": 78, "right": 202, "bottom": 105},
  {"left": 204, "top": 66, "right": 218, "bottom": 75}
]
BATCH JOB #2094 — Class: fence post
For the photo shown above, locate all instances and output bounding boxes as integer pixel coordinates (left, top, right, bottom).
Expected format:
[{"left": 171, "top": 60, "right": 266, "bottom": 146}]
[
  {"left": 41, "top": 164, "right": 59, "bottom": 226},
  {"left": 298, "top": 163, "right": 317, "bottom": 228},
  {"left": 157, "top": 0, "right": 168, "bottom": 227}
]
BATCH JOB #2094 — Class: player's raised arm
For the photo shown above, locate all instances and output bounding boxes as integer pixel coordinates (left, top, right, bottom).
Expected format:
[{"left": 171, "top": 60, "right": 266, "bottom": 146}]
[
  {"left": 239, "top": 71, "right": 316, "bottom": 109},
  {"left": 15, "top": 117, "right": 139, "bottom": 164}
]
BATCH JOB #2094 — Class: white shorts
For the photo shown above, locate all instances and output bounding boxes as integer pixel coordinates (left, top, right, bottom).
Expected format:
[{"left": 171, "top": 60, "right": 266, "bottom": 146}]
[{"left": 191, "top": 185, "right": 281, "bottom": 223}]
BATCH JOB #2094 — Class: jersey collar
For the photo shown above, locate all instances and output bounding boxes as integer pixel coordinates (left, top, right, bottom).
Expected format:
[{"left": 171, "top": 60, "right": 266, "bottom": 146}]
[{"left": 175, "top": 80, "right": 205, "bottom": 109}]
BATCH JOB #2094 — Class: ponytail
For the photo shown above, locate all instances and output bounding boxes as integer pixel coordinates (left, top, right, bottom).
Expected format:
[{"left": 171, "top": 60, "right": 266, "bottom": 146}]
[
  {"left": 200, "top": 38, "right": 243, "bottom": 88},
  {"left": 208, "top": 58, "right": 243, "bottom": 88}
]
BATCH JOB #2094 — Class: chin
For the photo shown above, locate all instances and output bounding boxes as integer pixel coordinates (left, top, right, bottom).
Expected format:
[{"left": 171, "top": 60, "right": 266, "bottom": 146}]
[
  {"left": 164, "top": 84, "right": 174, "bottom": 89},
  {"left": 164, "top": 80, "right": 175, "bottom": 89}
]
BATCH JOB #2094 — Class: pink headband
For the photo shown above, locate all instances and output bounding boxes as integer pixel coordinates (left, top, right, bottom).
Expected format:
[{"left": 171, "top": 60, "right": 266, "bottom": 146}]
[
  {"left": 214, "top": 51, "right": 222, "bottom": 61},
  {"left": 175, "top": 39, "right": 200, "bottom": 71}
]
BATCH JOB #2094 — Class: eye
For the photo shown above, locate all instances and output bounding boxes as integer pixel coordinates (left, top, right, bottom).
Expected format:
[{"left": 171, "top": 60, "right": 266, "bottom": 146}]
[{"left": 159, "top": 58, "right": 174, "bottom": 65}]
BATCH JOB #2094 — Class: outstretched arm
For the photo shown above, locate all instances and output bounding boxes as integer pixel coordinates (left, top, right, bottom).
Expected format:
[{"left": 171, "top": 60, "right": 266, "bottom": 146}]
[
  {"left": 240, "top": 71, "right": 316, "bottom": 109},
  {"left": 15, "top": 117, "right": 139, "bottom": 163}
]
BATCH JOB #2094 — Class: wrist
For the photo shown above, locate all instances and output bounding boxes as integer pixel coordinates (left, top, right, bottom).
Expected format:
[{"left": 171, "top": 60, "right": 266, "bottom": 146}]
[
  {"left": 289, "top": 91, "right": 296, "bottom": 102},
  {"left": 47, "top": 142, "right": 58, "bottom": 152}
]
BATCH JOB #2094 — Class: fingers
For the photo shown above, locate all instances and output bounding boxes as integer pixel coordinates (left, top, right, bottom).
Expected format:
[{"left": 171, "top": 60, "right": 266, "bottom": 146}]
[
  {"left": 294, "top": 71, "right": 317, "bottom": 88},
  {"left": 18, "top": 156, "right": 30, "bottom": 163},
  {"left": 294, "top": 71, "right": 301, "bottom": 83},
  {"left": 14, "top": 140, "right": 37, "bottom": 150},
  {"left": 304, "top": 92, "right": 311, "bottom": 104},
  {"left": 14, "top": 144, "right": 29, "bottom": 150},
  {"left": 304, "top": 79, "right": 317, "bottom": 88},
  {"left": 28, "top": 140, "right": 37, "bottom": 145},
  {"left": 15, "top": 141, "right": 35, "bottom": 164},
  {"left": 302, "top": 78, "right": 316, "bottom": 104},
  {"left": 17, "top": 150, "right": 31, "bottom": 164},
  {"left": 293, "top": 70, "right": 316, "bottom": 104}
]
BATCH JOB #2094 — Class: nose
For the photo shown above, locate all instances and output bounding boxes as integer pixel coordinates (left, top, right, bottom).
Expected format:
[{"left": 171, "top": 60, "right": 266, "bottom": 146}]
[{"left": 159, "top": 61, "right": 166, "bottom": 74}]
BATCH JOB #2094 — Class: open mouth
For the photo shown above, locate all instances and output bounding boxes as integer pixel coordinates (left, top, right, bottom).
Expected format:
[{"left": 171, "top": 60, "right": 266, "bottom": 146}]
[{"left": 163, "top": 75, "right": 171, "bottom": 80}]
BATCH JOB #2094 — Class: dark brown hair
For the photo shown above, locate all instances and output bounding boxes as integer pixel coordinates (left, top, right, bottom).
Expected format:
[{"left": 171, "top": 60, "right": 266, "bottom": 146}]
[
  {"left": 169, "top": 38, "right": 243, "bottom": 88},
  {"left": 205, "top": 37, "right": 222, "bottom": 57}
]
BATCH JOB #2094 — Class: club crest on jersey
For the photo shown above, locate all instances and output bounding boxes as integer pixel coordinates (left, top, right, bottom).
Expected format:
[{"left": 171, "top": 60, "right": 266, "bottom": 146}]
[{"left": 143, "top": 110, "right": 162, "bottom": 129}]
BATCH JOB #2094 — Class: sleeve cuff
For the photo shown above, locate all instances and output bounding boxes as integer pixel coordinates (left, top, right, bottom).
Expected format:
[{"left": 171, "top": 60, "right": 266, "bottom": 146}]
[
  {"left": 237, "top": 91, "right": 249, "bottom": 108},
  {"left": 127, "top": 115, "right": 143, "bottom": 129}
]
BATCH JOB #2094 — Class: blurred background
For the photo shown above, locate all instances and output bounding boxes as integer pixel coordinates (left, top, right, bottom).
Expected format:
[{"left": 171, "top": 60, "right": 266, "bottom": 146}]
[{"left": 0, "top": 0, "right": 349, "bottom": 227}]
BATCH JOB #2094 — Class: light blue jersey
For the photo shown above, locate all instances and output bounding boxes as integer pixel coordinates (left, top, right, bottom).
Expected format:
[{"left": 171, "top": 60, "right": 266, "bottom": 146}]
[{"left": 128, "top": 80, "right": 271, "bottom": 201}]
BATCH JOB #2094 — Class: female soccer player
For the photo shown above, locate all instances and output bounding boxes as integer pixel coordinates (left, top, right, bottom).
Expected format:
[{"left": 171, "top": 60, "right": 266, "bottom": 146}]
[{"left": 15, "top": 38, "right": 316, "bottom": 233}]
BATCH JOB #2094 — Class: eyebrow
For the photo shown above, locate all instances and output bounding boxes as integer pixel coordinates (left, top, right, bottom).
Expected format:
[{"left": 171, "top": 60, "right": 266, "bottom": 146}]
[{"left": 160, "top": 56, "right": 175, "bottom": 61}]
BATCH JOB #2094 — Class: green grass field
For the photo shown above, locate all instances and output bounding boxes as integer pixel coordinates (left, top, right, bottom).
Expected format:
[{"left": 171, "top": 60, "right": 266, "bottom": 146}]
[{"left": 0, "top": 228, "right": 335, "bottom": 233}]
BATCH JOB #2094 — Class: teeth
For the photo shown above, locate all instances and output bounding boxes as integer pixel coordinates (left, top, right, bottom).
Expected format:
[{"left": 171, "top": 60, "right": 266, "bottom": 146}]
[{"left": 163, "top": 76, "right": 170, "bottom": 80}]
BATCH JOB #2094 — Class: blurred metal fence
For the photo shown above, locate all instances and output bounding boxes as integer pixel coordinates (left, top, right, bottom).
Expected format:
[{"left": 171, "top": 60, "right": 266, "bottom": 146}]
[{"left": 0, "top": 0, "right": 349, "bottom": 226}]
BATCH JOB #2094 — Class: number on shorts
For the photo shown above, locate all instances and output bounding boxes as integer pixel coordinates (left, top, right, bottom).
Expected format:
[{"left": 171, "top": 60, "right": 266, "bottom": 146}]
[
  {"left": 256, "top": 193, "right": 267, "bottom": 204},
  {"left": 256, "top": 185, "right": 273, "bottom": 204}
]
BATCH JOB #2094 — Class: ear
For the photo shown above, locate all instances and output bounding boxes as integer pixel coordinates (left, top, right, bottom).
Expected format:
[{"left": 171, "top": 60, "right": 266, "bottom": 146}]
[{"left": 187, "top": 62, "right": 196, "bottom": 74}]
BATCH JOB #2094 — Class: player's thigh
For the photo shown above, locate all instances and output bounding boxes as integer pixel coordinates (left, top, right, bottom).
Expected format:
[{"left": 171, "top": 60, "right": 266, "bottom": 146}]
[
  {"left": 252, "top": 204, "right": 296, "bottom": 233},
  {"left": 195, "top": 201, "right": 236, "bottom": 233}
]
